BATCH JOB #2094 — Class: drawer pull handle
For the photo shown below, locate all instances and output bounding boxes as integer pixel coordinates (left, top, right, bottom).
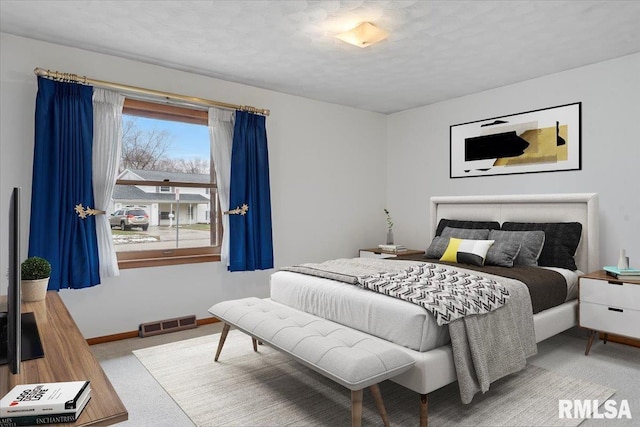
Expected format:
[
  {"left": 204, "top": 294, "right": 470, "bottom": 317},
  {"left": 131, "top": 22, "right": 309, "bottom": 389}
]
[
  {"left": 607, "top": 281, "right": 623, "bottom": 285},
  {"left": 607, "top": 307, "right": 623, "bottom": 313}
]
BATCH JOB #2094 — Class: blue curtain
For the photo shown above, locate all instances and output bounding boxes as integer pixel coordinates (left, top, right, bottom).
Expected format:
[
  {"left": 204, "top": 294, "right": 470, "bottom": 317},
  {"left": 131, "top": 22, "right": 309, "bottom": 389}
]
[
  {"left": 29, "top": 77, "right": 100, "bottom": 290},
  {"left": 228, "top": 111, "right": 274, "bottom": 271}
]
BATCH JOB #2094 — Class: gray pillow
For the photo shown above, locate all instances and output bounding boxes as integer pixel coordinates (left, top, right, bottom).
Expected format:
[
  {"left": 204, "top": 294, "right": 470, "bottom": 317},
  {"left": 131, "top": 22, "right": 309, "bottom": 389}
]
[
  {"left": 426, "top": 227, "right": 490, "bottom": 259},
  {"left": 485, "top": 241, "right": 522, "bottom": 267},
  {"left": 441, "top": 226, "right": 490, "bottom": 239},
  {"left": 435, "top": 219, "right": 500, "bottom": 236},
  {"left": 488, "top": 229, "right": 545, "bottom": 266},
  {"left": 501, "top": 222, "right": 582, "bottom": 270},
  {"left": 425, "top": 236, "right": 450, "bottom": 259}
]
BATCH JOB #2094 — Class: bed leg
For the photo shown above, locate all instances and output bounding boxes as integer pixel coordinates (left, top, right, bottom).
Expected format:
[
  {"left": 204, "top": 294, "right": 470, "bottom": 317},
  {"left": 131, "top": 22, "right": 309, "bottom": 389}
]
[
  {"left": 351, "top": 389, "right": 363, "bottom": 427},
  {"left": 419, "top": 394, "right": 428, "bottom": 427},
  {"left": 369, "top": 384, "right": 390, "bottom": 427},
  {"left": 252, "top": 337, "right": 258, "bottom": 352},
  {"left": 214, "top": 323, "right": 230, "bottom": 361}
]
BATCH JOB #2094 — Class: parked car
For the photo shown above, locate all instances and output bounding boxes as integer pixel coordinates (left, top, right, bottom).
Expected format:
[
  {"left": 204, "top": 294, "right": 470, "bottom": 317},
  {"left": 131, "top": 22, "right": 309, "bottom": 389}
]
[{"left": 109, "top": 207, "right": 149, "bottom": 231}]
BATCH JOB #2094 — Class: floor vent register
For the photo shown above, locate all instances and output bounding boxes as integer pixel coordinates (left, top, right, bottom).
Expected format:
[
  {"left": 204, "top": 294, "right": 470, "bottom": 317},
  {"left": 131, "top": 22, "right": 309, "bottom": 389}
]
[{"left": 139, "top": 315, "right": 197, "bottom": 337}]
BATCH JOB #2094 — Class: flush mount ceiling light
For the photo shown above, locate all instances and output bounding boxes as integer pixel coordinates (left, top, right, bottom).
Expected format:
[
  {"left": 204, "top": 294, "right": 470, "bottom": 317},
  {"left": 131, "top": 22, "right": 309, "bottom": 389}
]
[{"left": 335, "top": 22, "right": 389, "bottom": 48}]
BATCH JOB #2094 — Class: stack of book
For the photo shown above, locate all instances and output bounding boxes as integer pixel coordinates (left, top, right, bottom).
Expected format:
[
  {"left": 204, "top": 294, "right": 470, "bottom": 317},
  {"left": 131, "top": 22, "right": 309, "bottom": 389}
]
[
  {"left": 378, "top": 244, "right": 407, "bottom": 253},
  {"left": 604, "top": 266, "right": 640, "bottom": 281},
  {"left": 0, "top": 381, "right": 90, "bottom": 426}
]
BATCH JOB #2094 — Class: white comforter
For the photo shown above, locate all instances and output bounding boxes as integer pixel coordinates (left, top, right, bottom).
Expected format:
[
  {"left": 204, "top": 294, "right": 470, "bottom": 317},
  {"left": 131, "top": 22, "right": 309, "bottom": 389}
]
[{"left": 271, "top": 269, "right": 451, "bottom": 351}]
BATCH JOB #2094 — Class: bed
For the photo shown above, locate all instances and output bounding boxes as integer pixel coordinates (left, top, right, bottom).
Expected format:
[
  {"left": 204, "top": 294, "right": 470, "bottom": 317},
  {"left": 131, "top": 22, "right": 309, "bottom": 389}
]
[{"left": 270, "top": 193, "right": 600, "bottom": 425}]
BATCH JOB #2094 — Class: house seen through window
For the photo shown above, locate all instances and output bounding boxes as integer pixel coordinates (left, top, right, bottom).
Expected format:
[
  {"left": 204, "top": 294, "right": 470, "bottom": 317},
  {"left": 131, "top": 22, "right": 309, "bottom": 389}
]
[{"left": 111, "top": 99, "right": 221, "bottom": 268}]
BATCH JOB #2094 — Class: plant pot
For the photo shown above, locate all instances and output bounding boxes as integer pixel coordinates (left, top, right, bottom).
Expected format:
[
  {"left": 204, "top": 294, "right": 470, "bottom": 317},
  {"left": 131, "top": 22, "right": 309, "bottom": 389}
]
[{"left": 21, "top": 278, "right": 49, "bottom": 302}]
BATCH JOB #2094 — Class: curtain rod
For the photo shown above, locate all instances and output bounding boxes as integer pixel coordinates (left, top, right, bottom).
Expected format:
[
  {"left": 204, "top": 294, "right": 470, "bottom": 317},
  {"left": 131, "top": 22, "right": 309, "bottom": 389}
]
[{"left": 33, "top": 68, "right": 270, "bottom": 116}]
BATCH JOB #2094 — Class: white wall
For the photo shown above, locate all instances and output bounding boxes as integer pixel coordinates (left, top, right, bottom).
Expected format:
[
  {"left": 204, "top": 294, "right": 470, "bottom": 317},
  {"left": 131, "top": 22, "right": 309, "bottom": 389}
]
[
  {"left": 3, "top": 32, "right": 638, "bottom": 338},
  {"left": 387, "top": 53, "right": 640, "bottom": 268},
  {"left": 0, "top": 33, "right": 388, "bottom": 338}
]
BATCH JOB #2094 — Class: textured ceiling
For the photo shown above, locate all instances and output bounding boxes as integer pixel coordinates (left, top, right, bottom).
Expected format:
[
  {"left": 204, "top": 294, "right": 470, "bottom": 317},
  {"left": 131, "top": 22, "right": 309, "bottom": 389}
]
[{"left": 2, "top": 1, "right": 640, "bottom": 114}]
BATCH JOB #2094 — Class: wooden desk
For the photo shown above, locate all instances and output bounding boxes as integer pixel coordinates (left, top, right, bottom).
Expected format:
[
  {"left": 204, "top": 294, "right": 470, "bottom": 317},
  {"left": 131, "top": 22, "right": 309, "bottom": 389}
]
[{"left": 1, "top": 291, "right": 128, "bottom": 425}]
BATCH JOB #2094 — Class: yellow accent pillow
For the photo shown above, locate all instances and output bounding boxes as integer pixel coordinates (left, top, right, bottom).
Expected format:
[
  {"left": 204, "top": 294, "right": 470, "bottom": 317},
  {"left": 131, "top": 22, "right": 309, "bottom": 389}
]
[{"left": 440, "top": 238, "right": 495, "bottom": 266}]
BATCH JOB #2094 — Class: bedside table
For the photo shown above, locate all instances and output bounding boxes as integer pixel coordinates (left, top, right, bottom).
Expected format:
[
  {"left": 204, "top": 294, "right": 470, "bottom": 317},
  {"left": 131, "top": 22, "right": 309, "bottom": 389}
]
[
  {"left": 359, "top": 248, "right": 425, "bottom": 259},
  {"left": 579, "top": 270, "right": 640, "bottom": 355}
]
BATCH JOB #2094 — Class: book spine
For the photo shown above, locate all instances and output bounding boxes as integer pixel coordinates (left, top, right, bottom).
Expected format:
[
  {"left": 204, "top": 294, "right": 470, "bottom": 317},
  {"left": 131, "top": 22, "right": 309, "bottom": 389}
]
[
  {"left": 1, "top": 382, "right": 90, "bottom": 416},
  {"left": 0, "top": 412, "right": 78, "bottom": 426},
  {"left": 605, "top": 271, "right": 639, "bottom": 281},
  {"left": 378, "top": 245, "right": 406, "bottom": 252},
  {"left": 65, "top": 381, "right": 90, "bottom": 410},
  {"left": 1, "top": 406, "right": 78, "bottom": 417}
]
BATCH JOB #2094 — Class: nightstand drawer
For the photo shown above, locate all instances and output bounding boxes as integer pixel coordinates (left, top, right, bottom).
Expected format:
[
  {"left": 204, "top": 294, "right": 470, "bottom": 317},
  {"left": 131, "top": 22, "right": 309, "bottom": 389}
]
[
  {"left": 580, "top": 302, "right": 640, "bottom": 339},
  {"left": 580, "top": 278, "right": 640, "bottom": 310}
]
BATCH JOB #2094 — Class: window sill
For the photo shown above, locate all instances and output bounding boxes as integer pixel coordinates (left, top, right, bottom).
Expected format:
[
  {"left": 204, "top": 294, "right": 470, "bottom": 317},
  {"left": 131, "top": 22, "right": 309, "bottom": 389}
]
[{"left": 118, "top": 253, "right": 220, "bottom": 269}]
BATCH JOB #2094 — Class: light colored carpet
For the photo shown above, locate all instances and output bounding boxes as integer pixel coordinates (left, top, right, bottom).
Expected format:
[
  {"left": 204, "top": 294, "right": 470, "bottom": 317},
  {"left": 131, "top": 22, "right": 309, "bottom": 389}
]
[{"left": 133, "top": 330, "right": 616, "bottom": 427}]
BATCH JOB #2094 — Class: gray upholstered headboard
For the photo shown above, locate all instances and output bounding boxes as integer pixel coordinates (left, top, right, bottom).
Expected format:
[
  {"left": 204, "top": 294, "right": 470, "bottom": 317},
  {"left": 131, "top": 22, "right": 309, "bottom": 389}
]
[{"left": 430, "top": 193, "right": 599, "bottom": 273}]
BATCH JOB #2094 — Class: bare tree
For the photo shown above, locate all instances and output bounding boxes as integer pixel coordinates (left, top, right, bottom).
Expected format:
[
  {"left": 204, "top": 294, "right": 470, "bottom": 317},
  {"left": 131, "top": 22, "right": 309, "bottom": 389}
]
[
  {"left": 120, "top": 118, "right": 173, "bottom": 172},
  {"left": 120, "top": 118, "right": 210, "bottom": 174},
  {"left": 150, "top": 157, "right": 209, "bottom": 174},
  {"left": 175, "top": 157, "right": 210, "bottom": 174}
]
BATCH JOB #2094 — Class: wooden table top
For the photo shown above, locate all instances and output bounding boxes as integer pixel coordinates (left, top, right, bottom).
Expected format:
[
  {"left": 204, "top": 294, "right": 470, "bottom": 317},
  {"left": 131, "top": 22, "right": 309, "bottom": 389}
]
[{"left": 1, "top": 291, "right": 128, "bottom": 426}]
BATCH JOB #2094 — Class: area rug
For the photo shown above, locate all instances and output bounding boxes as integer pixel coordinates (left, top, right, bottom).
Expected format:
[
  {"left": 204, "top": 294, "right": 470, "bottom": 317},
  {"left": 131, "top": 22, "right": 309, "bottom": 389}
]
[{"left": 133, "top": 330, "right": 615, "bottom": 426}]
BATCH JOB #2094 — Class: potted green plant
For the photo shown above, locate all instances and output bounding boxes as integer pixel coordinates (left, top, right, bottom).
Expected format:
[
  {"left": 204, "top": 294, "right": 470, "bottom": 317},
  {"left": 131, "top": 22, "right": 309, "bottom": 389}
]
[{"left": 21, "top": 256, "right": 51, "bottom": 301}]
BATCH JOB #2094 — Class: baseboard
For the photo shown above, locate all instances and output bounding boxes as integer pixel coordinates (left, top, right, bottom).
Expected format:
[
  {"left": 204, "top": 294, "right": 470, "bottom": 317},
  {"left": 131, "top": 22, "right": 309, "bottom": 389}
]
[
  {"left": 86, "top": 317, "right": 220, "bottom": 346},
  {"left": 87, "top": 330, "right": 140, "bottom": 345}
]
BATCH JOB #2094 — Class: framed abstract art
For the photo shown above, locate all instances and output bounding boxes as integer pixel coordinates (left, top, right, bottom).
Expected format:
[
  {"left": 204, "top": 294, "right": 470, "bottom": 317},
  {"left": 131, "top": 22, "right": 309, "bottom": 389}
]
[{"left": 450, "top": 102, "right": 581, "bottom": 178}]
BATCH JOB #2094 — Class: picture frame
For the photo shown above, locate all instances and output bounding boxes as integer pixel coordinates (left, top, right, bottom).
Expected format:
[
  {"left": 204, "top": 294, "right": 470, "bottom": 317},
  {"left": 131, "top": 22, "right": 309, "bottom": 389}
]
[{"left": 450, "top": 102, "right": 581, "bottom": 178}]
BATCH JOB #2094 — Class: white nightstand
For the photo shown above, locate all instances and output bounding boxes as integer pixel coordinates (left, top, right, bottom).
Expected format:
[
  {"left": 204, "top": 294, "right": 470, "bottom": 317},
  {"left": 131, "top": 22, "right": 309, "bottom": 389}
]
[
  {"left": 359, "top": 248, "right": 424, "bottom": 259},
  {"left": 579, "top": 270, "right": 640, "bottom": 355}
]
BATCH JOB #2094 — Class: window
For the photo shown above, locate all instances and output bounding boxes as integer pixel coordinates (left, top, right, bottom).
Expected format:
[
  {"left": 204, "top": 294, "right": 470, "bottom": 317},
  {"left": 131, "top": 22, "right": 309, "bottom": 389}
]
[{"left": 112, "top": 99, "right": 221, "bottom": 268}]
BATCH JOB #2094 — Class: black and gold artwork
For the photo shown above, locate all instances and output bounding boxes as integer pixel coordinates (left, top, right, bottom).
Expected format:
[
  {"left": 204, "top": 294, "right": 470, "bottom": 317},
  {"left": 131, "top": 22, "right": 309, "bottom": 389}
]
[{"left": 450, "top": 103, "right": 581, "bottom": 178}]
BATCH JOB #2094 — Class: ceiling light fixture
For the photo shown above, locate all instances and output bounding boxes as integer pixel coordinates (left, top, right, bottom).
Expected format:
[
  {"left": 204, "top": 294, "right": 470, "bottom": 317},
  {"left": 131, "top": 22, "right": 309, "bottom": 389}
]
[{"left": 335, "top": 22, "right": 389, "bottom": 48}]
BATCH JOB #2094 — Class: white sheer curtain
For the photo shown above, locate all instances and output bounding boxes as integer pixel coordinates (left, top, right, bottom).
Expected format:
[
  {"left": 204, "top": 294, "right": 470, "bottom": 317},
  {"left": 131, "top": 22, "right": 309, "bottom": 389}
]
[
  {"left": 92, "top": 88, "right": 124, "bottom": 278},
  {"left": 209, "top": 107, "right": 235, "bottom": 267}
]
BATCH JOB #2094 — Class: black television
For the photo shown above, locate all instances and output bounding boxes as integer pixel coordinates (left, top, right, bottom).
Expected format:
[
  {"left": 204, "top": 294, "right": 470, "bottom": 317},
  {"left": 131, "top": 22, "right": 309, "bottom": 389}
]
[{"left": 1, "top": 187, "right": 44, "bottom": 374}]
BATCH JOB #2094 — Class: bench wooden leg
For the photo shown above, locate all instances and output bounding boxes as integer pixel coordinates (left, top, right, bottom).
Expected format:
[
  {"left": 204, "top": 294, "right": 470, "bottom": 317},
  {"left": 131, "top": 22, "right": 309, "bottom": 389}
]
[
  {"left": 369, "top": 384, "right": 390, "bottom": 427},
  {"left": 214, "top": 323, "right": 230, "bottom": 361},
  {"left": 419, "top": 394, "right": 428, "bottom": 427},
  {"left": 351, "top": 389, "right": 363, "bottom": 427}
]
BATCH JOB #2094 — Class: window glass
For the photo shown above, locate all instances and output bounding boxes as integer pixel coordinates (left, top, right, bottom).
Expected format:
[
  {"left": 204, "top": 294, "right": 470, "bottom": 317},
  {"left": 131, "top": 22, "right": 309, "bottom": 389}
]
[{"left": 112, "top": 99, "right": 221, "bottom": 268}]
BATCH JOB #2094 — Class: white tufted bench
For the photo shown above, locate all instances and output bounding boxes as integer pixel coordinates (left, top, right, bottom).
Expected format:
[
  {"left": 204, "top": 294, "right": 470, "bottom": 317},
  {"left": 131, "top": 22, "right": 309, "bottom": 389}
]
[{"left": 208, "top": 297, "right": 415, "bottom": 427}]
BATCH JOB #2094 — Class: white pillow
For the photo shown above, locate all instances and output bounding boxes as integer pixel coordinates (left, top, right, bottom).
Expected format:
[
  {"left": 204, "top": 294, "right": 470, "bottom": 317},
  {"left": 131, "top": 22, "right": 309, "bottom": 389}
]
[{"left": 440, "top": 238, "right": 494, "bottom": 267}]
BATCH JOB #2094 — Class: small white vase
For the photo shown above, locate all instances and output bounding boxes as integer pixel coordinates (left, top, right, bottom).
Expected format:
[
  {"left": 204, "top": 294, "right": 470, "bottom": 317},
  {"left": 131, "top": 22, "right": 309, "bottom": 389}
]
[
  {"left": 617, "top": 249, "right": 629, "bottom": 270},
  {"left": 386, "top": 229, "right": 394, "bottom": 245},
  {"left": 21, "top": 277, "right": 49, "bottom": 301}
]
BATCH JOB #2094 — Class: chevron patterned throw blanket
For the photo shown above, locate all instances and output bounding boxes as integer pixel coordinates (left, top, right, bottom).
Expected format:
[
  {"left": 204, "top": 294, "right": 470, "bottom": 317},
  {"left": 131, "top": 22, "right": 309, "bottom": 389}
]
[{"left": 357, "top": 263, "right": 510, "bottom": 326}]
